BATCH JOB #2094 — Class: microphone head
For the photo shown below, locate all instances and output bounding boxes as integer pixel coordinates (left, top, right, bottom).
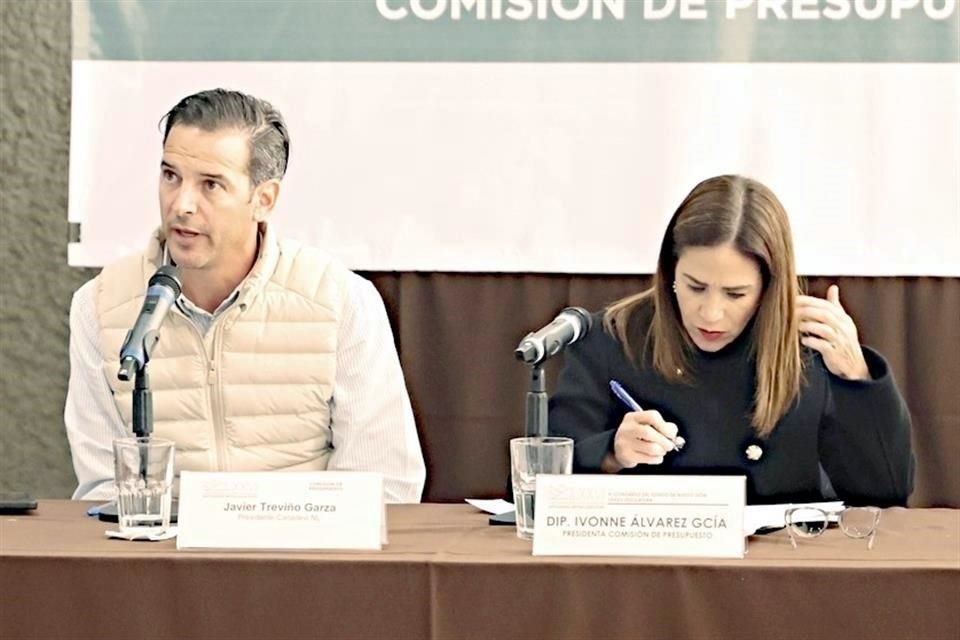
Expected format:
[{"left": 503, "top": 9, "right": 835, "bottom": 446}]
[
  {"left": 561, "top": 306, "right": 593, "bottom": 340},
  {"left": 149, "top": 265, "right": 182, "bottom": 297},
  {"left": 513, "top": 306, "right": 594, "bottom": 365}
]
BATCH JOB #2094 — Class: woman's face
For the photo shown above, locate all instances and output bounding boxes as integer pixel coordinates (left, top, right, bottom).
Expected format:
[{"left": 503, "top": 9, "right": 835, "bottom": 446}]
[{"left": 673, "top": 243, "right": 764, "bottom": 352}]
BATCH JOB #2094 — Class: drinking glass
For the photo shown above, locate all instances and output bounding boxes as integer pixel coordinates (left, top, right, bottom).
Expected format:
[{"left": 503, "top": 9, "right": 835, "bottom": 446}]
[
  {"left": 510, "top": 436, "right": 573, "bottom": 540},
  {"left": 113, "top": 437, "right": 175, "bottom": 535}
]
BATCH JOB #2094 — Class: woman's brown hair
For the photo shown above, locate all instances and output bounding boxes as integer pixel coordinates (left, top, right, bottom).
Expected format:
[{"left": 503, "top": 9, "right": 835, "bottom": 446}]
[{"left": 604, "top": 175, "right": 803, "bottom": 437}]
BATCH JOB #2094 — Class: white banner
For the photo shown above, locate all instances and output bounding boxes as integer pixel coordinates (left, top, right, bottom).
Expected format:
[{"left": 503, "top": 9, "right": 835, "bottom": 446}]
[
  {"left": 69, "top": 1, "right": 960, "bottom": 275},
  {"left": 69, "top": 61, "right": 960, "bottom": 275}
]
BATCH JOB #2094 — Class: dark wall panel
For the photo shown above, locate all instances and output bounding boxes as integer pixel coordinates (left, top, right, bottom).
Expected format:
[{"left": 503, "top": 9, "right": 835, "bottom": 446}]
[{"left": 368, "top": 274, "right": 960, "bottom": 507}]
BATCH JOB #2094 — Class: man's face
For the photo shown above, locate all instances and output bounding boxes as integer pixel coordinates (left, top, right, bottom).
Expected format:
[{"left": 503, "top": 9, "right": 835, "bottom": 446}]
[
  {"left": 674, "top": 243, "right": 763, "bottom": 352},
  {"left": 159, "top": 125, "right": 262, "bottom": 274}
]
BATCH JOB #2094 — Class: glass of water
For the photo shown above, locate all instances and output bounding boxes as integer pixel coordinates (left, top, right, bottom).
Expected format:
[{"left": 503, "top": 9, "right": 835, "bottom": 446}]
[
  {"left": 113, "top": 437, "right": 175, "bottom": 535},
  {"left": 510, "top": 436, "right": 573, "bottom": 540}
]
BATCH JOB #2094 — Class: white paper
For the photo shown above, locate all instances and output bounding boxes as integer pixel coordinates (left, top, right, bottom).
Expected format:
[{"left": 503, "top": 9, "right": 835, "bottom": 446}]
[
  {"left": 743, "top": 501, "right": 844, "bottom": 536},
  {"left": 105, "top": 526, "right": 178, "bottom": 541},
  {"left": 466, "top": 498, "right": 515, "bottom": 515}
]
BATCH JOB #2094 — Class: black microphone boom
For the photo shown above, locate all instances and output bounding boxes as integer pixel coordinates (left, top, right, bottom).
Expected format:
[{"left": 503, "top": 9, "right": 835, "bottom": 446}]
[
  {"left": 117, "top": 266, "right": 182, "bottom": 381},
  {"left": 514, "top": 307, "right": 593, "bottom": 366}
]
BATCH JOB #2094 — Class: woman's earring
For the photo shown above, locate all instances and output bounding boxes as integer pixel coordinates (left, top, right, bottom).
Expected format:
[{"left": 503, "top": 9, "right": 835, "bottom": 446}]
[{"left": 672, "top": 281, "right": 678, "bottom": 294}]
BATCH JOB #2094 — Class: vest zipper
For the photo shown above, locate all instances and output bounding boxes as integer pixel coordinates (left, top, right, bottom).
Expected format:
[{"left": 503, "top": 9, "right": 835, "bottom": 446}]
[
  {"left": 209, "top": 319, "right": 229, "bottom": 471},
  {"left": 182, "top": 316, "right": 227, "bottom": 472}
]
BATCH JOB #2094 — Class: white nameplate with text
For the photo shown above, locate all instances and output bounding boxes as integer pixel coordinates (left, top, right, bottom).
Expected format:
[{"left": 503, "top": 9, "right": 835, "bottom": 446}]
[
  {"left": 176, "top": 471, "right": 385, "bottom": 550},
  {"left": 533, "top": 475, "right": 745, "bottom": 558}
]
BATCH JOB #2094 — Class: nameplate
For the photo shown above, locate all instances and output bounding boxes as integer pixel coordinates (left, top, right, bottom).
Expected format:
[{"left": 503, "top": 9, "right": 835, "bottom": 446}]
[
  {"left": 532, "top": 475, "right": 745, "bottom": 558},
  {"left": 177, "top": 471, "right": 385, "bottom": 550}
]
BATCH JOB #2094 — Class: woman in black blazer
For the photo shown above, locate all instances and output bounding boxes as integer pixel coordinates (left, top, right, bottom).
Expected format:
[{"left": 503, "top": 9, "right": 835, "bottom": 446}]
[{"left": 549, "top": 175, "right": 913, "bottom": 506}]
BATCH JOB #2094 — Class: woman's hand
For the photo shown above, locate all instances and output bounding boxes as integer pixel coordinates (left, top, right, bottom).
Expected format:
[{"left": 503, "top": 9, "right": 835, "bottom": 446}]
[
  {"left": 602, "top": 410, "right": 679, "bottom": 473},
  {"left": 797, "top": 284, "right": 870, "bottom": 381}
]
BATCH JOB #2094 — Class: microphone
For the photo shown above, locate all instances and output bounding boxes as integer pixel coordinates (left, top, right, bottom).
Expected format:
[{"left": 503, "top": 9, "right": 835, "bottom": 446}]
[
  {"left": 514, "top": 307, "right": 593, "bottom": 365},
  {"left": 117, "top": 266, "right": 182, "bottom": 381}
]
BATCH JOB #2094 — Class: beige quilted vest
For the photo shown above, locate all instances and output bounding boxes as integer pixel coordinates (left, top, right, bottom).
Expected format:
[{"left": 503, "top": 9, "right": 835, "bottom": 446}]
[{"left": 95, "top": 225, "right": 346, "bottom": 475}]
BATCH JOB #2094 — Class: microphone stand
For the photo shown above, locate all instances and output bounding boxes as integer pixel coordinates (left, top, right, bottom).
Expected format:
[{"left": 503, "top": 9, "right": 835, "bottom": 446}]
[
  {"left": 132, "top": 358, "right": 153, "bottom": 484},
  {"left": 494, "top": 362, "right": 547, "bottom": 523},
  {"left": 119, "top": 332, "right": 158, "bottom": 482},
  {"left": 132, "top": 362, "right": 153, "bottom": 484},
  {"left": 132, "top": 364, "right": 153, "bottom": 439},
  {"left": 119, "top": 330, "right": 157, "bottom": 439},
  {"left": 524, "top": 362, "right": 548, "bottom": 437}
]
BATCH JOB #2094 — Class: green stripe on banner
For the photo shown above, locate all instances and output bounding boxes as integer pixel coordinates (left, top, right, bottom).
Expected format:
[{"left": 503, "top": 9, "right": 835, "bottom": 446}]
[{"left": 74, "top": 0, "right": 959, "bottom": 63}]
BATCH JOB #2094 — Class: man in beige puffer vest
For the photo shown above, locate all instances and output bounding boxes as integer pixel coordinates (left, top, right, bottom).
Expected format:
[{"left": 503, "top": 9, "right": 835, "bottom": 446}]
[{"left": 64, "top": 89, "right": 426, "bottom": 504}]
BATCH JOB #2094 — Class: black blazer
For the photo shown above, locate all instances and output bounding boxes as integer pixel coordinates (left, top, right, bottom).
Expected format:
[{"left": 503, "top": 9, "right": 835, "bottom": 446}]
[{"left": 548, "top": 312, "right": 914, "bottom": 506}]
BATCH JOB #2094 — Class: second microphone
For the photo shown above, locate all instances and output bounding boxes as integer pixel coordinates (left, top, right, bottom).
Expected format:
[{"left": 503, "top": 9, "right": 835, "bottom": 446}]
[{"left": 514, "top": 307, "right": 593, "bottom": 366}]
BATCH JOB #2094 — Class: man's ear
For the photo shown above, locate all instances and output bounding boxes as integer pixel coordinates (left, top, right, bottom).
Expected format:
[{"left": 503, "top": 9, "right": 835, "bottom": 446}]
[{"left": 252, "top": 179, "right": 281, "bottom": 222}]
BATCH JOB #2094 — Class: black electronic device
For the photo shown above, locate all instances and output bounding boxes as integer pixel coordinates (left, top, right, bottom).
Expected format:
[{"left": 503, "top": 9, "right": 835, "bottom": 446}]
[{"left": 0, "top": 491, "right": 39, "bottom": 513}]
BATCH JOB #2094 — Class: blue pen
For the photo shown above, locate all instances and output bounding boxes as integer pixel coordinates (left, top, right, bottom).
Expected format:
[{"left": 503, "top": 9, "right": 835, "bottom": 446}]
[{"left": 608, "top": 380, "right": 686, "bottom": 451}]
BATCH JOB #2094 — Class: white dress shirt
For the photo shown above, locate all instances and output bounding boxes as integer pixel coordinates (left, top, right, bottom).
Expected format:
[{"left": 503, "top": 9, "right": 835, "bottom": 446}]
[{"left": 64, "top": 271, "right": 426, "bottom": 503}]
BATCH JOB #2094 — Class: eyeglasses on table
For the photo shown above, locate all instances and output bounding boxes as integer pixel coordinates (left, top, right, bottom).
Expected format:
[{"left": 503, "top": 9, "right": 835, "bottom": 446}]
[{"left": 784, "top": 506, "right": 882, "bottom": 550}]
